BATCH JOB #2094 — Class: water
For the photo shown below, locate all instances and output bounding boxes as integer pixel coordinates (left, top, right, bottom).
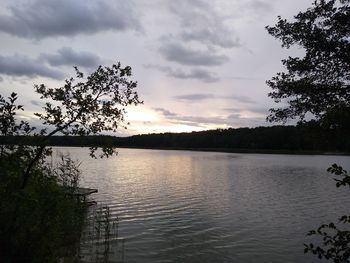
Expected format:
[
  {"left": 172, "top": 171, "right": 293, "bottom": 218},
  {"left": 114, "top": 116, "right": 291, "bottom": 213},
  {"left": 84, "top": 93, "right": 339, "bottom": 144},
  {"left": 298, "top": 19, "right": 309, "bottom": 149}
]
[{"left": 54, "top": 147, "right": 350, "bottom": 263}]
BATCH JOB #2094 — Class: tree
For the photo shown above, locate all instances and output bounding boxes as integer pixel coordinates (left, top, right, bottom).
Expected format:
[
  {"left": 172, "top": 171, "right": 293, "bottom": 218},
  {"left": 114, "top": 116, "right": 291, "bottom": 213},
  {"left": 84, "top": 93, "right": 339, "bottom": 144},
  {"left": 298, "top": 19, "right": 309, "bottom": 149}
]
[
  {"left": 266, "top": 0, "right": 350, "bottom": 128},
  {"left": 266, "top": 0, "right": 349, "bottom": 262},
  {"left": 0, "top": 63, "right": 141, "bottom": 261},
  {"left": 22, "top": 63, "right": 141, "bottom": 188}
]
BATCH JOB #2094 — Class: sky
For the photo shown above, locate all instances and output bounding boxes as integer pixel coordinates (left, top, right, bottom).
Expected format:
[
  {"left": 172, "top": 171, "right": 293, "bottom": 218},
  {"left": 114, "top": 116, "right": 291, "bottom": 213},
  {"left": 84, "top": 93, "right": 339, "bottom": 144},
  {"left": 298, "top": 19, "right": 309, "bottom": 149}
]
[{"left": 0, "top": 0, "right": 314, "bottom": 136}]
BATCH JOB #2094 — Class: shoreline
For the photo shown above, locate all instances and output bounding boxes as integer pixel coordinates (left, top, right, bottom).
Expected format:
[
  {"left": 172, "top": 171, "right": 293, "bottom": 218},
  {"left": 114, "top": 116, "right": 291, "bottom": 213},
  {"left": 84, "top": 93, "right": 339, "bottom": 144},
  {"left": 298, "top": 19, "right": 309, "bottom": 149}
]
[
  {"left": 117, "top": 146, "right": 350, "bottom": 156},
  {"left": 51, "top": 145, "right": 350, "bottom": 156}
]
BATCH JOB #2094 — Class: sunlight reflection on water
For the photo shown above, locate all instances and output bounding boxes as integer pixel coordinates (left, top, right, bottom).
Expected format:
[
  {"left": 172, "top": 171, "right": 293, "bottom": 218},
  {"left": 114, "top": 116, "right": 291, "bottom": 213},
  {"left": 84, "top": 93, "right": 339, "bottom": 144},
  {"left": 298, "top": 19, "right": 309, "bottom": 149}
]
[{"left": 54, "top": 147, "right": 350, "bottom": 263}]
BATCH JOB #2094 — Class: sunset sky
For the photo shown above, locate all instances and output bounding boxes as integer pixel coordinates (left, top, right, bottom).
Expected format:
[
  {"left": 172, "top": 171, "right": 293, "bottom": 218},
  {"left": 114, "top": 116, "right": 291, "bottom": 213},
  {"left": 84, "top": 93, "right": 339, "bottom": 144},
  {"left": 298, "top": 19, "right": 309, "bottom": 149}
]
[{"left": 0, "top": 0, "right": 313, "bottom": 135}]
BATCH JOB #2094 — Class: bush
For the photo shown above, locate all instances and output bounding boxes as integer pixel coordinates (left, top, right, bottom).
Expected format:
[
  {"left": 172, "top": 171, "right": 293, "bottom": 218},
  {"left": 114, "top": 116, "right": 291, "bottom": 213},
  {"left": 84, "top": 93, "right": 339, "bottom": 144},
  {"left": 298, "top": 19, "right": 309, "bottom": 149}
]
[{"left": 0, "top": 152, "right": 86, "bottom": 262}]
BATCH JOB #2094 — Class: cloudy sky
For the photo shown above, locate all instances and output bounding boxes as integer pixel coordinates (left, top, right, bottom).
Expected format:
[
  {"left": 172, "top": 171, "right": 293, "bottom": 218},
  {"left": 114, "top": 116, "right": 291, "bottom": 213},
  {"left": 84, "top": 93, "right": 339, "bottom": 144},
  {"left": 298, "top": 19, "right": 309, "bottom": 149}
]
[{"left": 0, "top": 0, "right": 313, "bottom": 135}]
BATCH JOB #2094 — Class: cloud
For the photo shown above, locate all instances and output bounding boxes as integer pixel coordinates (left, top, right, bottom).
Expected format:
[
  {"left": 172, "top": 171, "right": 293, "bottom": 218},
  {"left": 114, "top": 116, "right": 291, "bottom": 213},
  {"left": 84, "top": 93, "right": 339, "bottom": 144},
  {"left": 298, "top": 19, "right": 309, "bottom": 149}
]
[
  {"left": 159, "top": 42, "right": 229, "bottom": 66},
  {"left": 173, "top": 94, "right": 215, "bottom": 101},
  {"left": 0, "top": 47, "right": 101, "bottom": 80},
  {"left": 168, "top": 0, "right": 240, "bottom": 49},
  {"left": 172, "top": 93, "right": 255, "bottom": 104},
  {"left": 153, "top": 107, "right": 233, "bottom": 127},
  {"left": 180, "top": 29, "right": 239, "bottom": 49},
  {"left": 153, "top": 106, "right": 267, "bottom": 128},
  {"left": 31, "top": 100, "right": 41, "bottom": 107},
  {"left": 228, "top": 95, "right": 255, "bottom": 104},
  {"left": 228, "top": 76, "right": 262, "bottom": 80},
  {"left": 171, "top": 115, "right": 226, "bottom": 126},
  {"left": 226, "top": 113, "right": 267, "bottom": 127},
  {"left": 0, "top": 0, "right": 141, "bottom": 39},
  {"left": 247, "top": 0, "right": 274, "bottom": 14},
  {"left": 145, "top": 64, "right": 219, "bottom": 82},
  {"left": 0, "top": 54, "right": 64, "bottom": 79},
  {"left": 154, "top": 107, "right": 226, "bottom": 127},
  {"left": 153, "top": 108, "right": 178, "bottom": 117},
  {"left": 170, "top": 68, "right": 219, "bottom": 82},
  {"left": 40, "top": 47, "right": 100, "bottom": 68},
  {"left": 224, "top": 106, "right": 269, "bottom": 115}
]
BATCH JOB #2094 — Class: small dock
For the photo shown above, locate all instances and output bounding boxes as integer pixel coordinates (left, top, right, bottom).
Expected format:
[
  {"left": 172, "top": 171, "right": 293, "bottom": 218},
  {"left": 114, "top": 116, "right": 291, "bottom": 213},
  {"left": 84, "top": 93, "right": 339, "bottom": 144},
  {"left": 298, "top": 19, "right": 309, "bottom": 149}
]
[
  {"left": 73, "top": 187, "right": 98, "bottom": 196},
  {"left": 65, "top": 187, "right": 98, "bottom": 203}
]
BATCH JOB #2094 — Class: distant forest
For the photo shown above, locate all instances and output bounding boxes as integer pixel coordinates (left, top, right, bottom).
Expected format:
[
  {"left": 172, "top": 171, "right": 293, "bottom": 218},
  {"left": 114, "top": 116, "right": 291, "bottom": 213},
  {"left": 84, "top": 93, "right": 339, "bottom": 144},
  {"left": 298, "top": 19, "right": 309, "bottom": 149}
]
[{"left": 2, "top": 124, "right": 349, "bottom": 154}]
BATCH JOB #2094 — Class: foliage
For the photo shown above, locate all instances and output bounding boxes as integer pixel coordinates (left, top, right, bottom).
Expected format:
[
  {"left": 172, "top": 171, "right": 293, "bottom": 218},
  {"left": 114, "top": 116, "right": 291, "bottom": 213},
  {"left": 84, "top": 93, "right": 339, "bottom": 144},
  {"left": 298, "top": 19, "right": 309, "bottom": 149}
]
[
  {"left": 52, "top": 153, "right": 81, "bottom": 189},
  {"left": 304, "top": 164, "right": 350, "bottom": 262},
  {"left": 266, "top": 0, "right": 350, "bottom": 127},
  {"left": 22, "top": 63, "right": 141, "bottom": 189},
  {"left": 0, "top": 63, "right": 140, "bottom": 261},
  {"left": 267, "top": 1, "right": 350, "bottom": 262},
  {"left": 0, "top": 147, "right": 85, "bottom": 262},
  {"left": 117, "top": 125, "right": 349, "bottom": 152},
  {"left": 2, "top": 124, "right": 350, "bottom": 153},
  {"left": 34, "top": 64, "right": 140, "bottom": 156}
]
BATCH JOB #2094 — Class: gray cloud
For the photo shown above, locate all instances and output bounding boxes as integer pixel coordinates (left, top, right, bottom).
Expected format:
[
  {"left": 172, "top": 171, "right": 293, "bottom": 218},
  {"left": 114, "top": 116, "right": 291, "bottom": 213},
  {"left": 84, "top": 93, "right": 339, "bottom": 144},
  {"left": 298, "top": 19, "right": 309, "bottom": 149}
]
[
  {"left": 0, "top": 47, "right": 101, "bottom": 80},
  {"left": 145, "top": 64, "right": 219, "bottom": 82},
  {"left": 175, "top": 114, "right": 266, "bottom": 128},
  {"left": 226, "top": 113, "right": 267, "bottom": 127},
  {"left": 174, "top": 94, "right": 215, "bottom": 101},
  {"left": 227, "top": 113, "right": 242, "bottom": 120},
  {"left": 31, "top": 100, "right": 41, "bottom": 107},
  {"left": 170, "top": 68, "right": 219, "bottom": 82},
  {"left": 159, "top": 42, "right": 229, "bottom": 66},
  {"left": 0, "top": 0, "right": 141, "bottom": 39},
  {"left": 228, "top": 76, "right": 262, "bottom": 80},
  {"left": 154, "top": 107, "right": 226, "bottom": 127},
  {"left": 168, "top": 0, "right": 240, "bottom": 49},
  {"left": 171, "top": 115, "right": 226, "bottom": 126},
  {"left": 224, "top": 107, "right": 269, "bottom": 115},
  {"left": 154, "top": 106, "right": 267, "bottom": 128},
  {"left": 0, "top": 54, "right": 64, "bottom": 79},
  {"left": 180, "top": 29, "right": 239, "bottom": 49},
  {"left": 247, "top": 0, "right": 274, "bottom": 14},
  {"left": 228, "top": 95, "right": 255, "bottom": 104},
  {"left": 173, "top": 93, "right": 255, "bottom": 104},
  {"left": 40, "top": 47, "right": 100, "bottom": 68},
  {"left": 153, "top": 108, "right": 178, "bottom": 117}
]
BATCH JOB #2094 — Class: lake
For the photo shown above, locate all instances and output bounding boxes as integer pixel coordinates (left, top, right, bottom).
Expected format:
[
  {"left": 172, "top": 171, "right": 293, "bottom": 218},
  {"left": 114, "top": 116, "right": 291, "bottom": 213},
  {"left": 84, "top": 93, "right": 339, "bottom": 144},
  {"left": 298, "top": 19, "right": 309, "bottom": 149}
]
[{"left": 54, "top": 147, "right": 350, "bottom": 263}]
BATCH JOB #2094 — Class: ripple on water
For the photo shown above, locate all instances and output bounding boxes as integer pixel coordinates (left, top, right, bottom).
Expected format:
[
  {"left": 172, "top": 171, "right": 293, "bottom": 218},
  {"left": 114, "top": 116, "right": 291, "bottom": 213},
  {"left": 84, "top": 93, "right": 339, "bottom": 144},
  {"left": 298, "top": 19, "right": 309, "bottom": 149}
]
[{"left": 54, "top": 148, "right": 350, "bottom": 263}]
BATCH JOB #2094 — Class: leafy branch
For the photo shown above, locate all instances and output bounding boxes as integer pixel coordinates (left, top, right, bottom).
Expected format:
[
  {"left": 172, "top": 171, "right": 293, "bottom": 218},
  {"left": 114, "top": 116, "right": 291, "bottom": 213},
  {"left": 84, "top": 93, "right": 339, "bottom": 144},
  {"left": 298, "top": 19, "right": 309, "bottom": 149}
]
[
  {"left": 0, "top": 63, "right": 142, "bottom": 189},
  {"left": 304, "top": 164, "right": 350, "bottom": 262}
]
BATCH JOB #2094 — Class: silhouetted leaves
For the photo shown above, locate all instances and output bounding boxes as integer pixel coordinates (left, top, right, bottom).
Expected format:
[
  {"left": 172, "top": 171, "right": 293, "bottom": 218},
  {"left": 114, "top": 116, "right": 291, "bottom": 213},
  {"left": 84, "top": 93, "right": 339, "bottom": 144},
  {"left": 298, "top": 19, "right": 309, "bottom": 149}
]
[
  {"left": 267, "top": 1, "right": 350, "bottom": 261},
  {"left": 266, "top": 0, "right": 350, "bottom": 128},
  {"left": 0, "top": 62, "right": 141, "bottom": 261},
  {"left": 34, "top": 63, "right": 141, "bottom": 157},
  {"left": 304, "top": 165, "right": 350, "bottom": 262}
]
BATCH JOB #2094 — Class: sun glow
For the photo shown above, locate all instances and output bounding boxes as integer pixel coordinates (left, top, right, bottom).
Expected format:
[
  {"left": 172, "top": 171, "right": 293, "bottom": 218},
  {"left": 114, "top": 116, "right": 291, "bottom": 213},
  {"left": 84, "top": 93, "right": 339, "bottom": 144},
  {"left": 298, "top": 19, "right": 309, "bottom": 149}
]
[{"left": 126, "top": 106, "right": 159, "bottom": 123}]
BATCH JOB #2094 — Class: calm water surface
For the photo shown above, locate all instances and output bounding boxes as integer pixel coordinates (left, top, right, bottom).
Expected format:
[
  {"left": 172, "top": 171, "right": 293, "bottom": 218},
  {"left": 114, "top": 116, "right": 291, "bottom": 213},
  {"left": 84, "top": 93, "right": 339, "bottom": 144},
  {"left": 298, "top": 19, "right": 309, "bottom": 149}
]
[{"left": 55, "top": 148, "right": 350, "bottom": 263}]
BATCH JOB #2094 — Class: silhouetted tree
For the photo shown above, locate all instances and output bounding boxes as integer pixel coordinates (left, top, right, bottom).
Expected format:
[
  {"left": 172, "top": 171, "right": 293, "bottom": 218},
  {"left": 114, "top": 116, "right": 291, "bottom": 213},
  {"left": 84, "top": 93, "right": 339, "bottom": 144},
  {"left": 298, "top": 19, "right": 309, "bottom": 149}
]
[
  {"left": 0, "top": 63, "right": 141, "bottom": 261},
  {"left": 266, "top": 0, "right": 350, "bottom": 128},
  {"left": 23, "top": 63, "right": 141, "bottom": 188},
  {"left": 267, "top": 0, "right": 349, "bottom": 261}
]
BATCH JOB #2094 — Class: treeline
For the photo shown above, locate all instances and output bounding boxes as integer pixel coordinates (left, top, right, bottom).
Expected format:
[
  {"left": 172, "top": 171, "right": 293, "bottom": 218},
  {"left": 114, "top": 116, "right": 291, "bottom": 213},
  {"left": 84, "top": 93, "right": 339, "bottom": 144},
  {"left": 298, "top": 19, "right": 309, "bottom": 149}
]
[
  {"left": 1, "top": 124, "right": 349, "bottom": 153},
  {"left": 117, "top": 125, "right": 349, "bottom": 153}
]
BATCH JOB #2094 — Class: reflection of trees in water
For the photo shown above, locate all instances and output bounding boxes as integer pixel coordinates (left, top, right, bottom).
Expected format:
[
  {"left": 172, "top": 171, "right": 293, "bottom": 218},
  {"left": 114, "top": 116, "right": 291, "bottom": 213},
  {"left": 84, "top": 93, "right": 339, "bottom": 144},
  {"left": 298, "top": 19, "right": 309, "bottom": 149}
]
[{"left": 79, "top": 205, "right": 125, "bottom": 263}]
